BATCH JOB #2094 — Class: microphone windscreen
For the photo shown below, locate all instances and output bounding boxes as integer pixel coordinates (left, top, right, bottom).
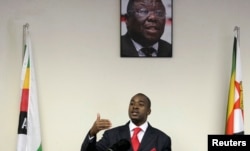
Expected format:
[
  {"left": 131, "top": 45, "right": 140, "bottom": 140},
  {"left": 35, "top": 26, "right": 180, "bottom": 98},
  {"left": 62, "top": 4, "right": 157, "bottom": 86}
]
[{"left": 109, "top": 139, "right": 131, "bottom": 151}]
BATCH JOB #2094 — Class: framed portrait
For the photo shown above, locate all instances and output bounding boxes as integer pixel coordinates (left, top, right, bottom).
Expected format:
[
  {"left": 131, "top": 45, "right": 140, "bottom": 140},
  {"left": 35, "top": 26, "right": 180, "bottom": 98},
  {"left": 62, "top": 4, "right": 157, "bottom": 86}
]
[{"left": 120, "top": 0, "right": 172, "bottom": 58}]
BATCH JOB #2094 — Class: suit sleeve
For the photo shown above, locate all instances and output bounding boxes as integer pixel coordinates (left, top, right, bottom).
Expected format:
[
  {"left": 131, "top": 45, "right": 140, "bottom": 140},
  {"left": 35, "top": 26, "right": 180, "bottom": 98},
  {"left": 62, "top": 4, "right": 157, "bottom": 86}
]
[
  {"left": 80, "top": 131, "right": 97, "bottom": 151},
  {"left": 163, "top": 135, "right": 171, "bottom": 151},
  {"left": 80, "top": 130, "right": 113, "bottom": 151}
]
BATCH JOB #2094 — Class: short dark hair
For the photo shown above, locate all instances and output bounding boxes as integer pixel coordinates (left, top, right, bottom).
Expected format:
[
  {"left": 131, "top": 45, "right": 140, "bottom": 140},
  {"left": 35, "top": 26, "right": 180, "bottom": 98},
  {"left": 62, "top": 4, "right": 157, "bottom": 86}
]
[
  {"left": 126, "top": 0, "right": 134, "bottom": 13},
  {"left": 126, "top": 0, "right": 165, "bottom": 17},
  {"left": 135, "top": 93, "right": 151, "bottom": 108}
]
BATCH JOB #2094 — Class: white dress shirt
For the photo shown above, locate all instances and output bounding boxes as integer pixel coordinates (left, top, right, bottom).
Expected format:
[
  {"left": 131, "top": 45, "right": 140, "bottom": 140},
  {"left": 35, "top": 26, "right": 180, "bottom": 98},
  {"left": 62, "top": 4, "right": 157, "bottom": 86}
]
[{"left": 129, "top": 121, "right": 149, "bottom": 142}]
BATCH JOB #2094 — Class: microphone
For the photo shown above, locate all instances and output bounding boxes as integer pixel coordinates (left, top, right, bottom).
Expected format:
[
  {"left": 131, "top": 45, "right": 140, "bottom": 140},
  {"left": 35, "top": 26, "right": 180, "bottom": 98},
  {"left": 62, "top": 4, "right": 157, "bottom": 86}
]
[{"left": 106, "top": 139, "right": 131, "bottom": 151}]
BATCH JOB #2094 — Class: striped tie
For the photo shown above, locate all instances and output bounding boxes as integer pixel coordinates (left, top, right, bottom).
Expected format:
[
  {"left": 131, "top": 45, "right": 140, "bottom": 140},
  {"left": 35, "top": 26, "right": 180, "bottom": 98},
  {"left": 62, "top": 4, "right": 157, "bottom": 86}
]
[{"left": 141, "top": 47, "right": 156, "bottom": 57}]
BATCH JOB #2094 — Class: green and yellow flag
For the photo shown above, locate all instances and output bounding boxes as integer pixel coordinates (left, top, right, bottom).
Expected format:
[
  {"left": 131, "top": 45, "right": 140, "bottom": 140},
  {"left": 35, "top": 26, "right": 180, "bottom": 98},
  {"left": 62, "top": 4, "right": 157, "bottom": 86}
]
[
  {"left": 17, "top": 25, "right": 43, "bottom": 151},
  {"left": 225, "top": 27, "right": 244, "bottom": 135}
]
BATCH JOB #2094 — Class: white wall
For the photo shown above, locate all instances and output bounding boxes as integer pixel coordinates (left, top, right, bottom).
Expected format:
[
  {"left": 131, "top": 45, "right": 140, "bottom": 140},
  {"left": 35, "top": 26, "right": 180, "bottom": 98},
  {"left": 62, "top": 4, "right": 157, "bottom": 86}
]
[{"left": 1, "top": 0, "right": 250, "bottom": 151}]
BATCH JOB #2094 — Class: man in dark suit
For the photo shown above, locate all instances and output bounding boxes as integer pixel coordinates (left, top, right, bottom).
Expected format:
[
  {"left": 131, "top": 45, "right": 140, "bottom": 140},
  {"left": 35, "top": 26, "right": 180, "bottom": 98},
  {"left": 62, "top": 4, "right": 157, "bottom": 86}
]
[
  {"left": 80, "top": 93, "right": 171, "bottom": 151},
  {"left": 121, "top": 0, "right": 172, "bottom": 57}
]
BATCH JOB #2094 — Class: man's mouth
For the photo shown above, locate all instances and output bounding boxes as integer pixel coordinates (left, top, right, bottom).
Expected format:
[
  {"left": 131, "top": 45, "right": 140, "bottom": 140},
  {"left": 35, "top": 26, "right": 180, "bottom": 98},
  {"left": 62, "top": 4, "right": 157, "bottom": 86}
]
[
  {"left": 145, "top": 26, "right": 159, "bottom": 33},
  {"left": 131, "top": 111, "right": 139, "bottom": 116}
]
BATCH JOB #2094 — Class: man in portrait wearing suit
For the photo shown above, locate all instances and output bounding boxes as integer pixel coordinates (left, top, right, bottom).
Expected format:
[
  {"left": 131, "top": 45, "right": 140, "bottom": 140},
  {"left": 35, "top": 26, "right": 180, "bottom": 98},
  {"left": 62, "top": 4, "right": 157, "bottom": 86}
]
[
  {"left": 80, "top": 93, "right": 171, "bottom": 151},
  {"left": 121, "top": 0, "right": 172, "bottom": 57}
]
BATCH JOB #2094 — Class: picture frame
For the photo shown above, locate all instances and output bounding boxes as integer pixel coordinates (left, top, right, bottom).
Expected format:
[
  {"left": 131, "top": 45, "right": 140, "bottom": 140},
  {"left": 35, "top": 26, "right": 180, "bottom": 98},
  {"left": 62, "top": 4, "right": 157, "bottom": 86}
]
[{"left": 120, "top": 0, "right": 173, "bottom": 58}]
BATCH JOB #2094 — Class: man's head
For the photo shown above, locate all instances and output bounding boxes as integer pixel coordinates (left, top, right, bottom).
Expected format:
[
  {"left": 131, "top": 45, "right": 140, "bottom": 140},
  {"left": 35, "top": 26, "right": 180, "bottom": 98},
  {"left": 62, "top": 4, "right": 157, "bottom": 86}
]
[
  {"left": 128, "top": 93, "right": 151, "bottom": 126},
  {"left": 126, "top": 0, "right": 166, "bottom": 47}
]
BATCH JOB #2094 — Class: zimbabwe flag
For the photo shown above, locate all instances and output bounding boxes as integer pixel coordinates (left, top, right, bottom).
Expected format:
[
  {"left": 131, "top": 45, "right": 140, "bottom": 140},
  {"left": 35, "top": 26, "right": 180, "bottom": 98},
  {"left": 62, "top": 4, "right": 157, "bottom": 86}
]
[{"left": 225, "top": 27, "right": 244, "bottom": 135}]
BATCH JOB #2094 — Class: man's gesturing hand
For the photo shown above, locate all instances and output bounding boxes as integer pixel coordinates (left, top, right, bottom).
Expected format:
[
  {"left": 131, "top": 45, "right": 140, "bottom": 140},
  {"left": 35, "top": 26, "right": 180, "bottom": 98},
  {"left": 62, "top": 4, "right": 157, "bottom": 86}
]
[{"left": 89, "top": 113, "right": 112, "bottom": 136}]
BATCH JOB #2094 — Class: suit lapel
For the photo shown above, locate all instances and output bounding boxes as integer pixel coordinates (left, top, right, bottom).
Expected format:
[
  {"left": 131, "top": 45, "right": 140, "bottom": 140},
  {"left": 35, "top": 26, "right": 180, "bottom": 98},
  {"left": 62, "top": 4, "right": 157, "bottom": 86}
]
[
  {"left": 118, "top": 122, "right": 134, "bottom": 151},
  {"left": 119, "top": 123, "right": 131, "bottom": 140},
  {"left": 121, "top": 33, "right": 139, "bottom": 57},
  {"left": 138, "top": 124, "right": 155, "bottom": 151}
]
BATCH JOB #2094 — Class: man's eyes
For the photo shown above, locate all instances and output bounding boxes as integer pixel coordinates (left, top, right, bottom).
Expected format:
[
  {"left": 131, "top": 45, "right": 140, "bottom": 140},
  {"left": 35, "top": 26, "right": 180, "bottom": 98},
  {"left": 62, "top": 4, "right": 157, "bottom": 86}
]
[
  {"left": 136, "top": 8, "right": 166, "bottom": 18},
  {"left": 137, "top": 8, "right": 149, "bottom": 15},
  {"left": 130, "top": 102, "right": 145, "bottom": 106}
]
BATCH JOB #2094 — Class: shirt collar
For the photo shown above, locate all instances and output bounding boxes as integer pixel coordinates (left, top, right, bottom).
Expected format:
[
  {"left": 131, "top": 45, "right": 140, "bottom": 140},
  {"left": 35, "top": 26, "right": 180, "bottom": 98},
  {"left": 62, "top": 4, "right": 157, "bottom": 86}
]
[
  {"left": 129, "top": 121, "right": 148, "bottom": 133},
  {"left": 131, "top": 39, "right": 159, "bottom": 53}
]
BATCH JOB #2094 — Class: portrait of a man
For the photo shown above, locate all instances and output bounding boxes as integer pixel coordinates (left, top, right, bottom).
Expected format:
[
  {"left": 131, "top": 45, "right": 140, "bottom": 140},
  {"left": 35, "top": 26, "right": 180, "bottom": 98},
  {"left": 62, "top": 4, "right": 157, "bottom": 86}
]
[{"left": 121, "top": 0, "right": 172, "bottom": 57}]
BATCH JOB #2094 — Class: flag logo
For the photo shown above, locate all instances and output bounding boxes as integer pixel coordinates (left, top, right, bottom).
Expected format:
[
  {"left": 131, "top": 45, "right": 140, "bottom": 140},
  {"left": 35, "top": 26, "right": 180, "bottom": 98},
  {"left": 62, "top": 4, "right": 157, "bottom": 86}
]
[{"left": 17, "top": 24, "right": 42, "bottom": 151}]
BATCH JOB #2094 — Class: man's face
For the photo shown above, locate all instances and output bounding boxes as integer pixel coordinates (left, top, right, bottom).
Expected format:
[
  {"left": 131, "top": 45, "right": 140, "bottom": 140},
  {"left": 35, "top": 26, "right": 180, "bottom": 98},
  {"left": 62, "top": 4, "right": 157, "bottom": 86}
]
[
  {"left": 128, "top": 94, "right": 151, "bottom": 126},
  {"left": 126, "top": 0, "right": 166, "bottom": 46}
]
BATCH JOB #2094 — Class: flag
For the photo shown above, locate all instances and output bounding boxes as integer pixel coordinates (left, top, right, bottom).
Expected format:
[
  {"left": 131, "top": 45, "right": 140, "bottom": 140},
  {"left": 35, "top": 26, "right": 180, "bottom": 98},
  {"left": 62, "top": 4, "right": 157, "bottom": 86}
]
[
  {"left": 17, "top": 25, "right": 43, "bottom": 151},
  {"left": 225, "top": 27, "right": 244, "bottom": 135}
]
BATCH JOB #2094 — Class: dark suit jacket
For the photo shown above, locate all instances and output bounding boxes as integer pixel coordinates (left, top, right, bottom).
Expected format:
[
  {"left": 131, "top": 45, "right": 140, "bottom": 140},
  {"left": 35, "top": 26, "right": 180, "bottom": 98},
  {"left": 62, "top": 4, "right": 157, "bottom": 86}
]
[
  {"left": 121, "top": 33, "right": 172, "bottom": 57},
  {"left": 80, "top": 122, "right": 171, "bottom": 151}
]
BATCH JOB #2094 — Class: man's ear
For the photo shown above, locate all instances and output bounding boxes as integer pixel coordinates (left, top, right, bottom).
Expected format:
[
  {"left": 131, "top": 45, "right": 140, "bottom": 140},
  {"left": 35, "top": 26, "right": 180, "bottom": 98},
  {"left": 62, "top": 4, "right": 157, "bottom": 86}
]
[
  {"left": 125, "top": 14, "right": 129, "bottom": 25},
  {"left": 147, "top": 109, "right": 151, "bottom": 115}
]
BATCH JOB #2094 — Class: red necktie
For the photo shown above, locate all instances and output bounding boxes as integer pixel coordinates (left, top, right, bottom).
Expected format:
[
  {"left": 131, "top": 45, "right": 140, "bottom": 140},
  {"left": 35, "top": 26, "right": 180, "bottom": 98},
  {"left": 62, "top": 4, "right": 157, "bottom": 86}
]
[{"left": 131, "top": 127, "right": 141, "bottom": 151}]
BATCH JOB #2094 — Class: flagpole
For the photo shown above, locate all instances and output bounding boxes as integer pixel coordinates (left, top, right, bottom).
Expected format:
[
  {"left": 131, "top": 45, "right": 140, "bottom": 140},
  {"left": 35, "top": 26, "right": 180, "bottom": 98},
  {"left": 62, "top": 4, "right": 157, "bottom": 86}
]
[
  {"left": 234, "top": 26, "right": 240, "bottom": 45},
  {"left": 22, "top": 23, "right": 29, "bottom": 60}
]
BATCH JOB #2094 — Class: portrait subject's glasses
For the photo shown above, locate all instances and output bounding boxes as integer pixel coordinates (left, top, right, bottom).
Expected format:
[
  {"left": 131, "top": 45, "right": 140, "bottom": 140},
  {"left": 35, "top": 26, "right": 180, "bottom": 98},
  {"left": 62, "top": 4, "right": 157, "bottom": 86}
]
[{"left": 128, "top": 8, "right": 166, "bottom": 19}]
